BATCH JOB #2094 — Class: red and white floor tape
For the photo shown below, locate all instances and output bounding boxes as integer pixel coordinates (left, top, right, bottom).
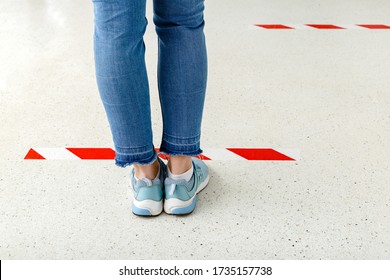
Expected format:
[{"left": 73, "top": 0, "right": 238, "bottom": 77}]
[
  {"left": 24, "top": 148, "right": 300, "bottom": 161},
  {"left": 254, "top": 24, "right": 390, "bottom": 29}
]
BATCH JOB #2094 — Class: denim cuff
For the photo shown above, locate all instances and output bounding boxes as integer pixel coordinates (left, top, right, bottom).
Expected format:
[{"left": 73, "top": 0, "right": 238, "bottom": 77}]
[
  {"left": 114, "top": 144, "right": 158, "bottom": 167},
  {"left": 159, "top": 134, "right": 203, "bottom": 157}
]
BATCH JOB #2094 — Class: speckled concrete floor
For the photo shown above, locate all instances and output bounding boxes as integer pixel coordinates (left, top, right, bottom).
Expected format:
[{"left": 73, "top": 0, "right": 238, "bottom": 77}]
[{"left": 1, "top": 0, "right": 390, "bottom": 259}]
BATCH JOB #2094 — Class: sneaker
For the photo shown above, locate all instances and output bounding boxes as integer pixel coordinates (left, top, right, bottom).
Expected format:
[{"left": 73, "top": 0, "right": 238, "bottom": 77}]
[
  {"left": 129, "top": 157, "right": 167, "bottom": 216},
  {"left": 164, "top": 157, "right": 210, "bottom": 215}
]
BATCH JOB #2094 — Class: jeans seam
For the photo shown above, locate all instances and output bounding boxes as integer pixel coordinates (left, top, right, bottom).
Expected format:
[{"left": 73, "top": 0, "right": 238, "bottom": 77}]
[
  {"left": 115, "top": 149, "right": 155, "bottom": 156},
  {"left": 115, "top": 144, "right": 152, "bottom": 149},
  {"left": 162, "top": 139, "right": 200, "bottom": 146},
  {"left": 163, "top": 132, "right": 201, "bottom": 140}
]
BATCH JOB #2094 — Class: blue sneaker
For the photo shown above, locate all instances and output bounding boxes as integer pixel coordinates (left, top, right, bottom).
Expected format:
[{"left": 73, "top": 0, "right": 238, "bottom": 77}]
[
  {"left": 164, "top": 157, "right": 210, "bottom": 215},
  {"left": 129, "top": 157, "right": 167, "bottom": 216}
]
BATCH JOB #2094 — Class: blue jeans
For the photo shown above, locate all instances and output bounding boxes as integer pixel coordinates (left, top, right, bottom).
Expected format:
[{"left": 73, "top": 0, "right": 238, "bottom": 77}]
[{"left": 92, "top": 0, "right": 208, "bottom": 167}]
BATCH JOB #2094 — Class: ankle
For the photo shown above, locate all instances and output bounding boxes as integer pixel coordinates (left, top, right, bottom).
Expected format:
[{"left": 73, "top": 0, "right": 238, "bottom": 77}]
[
  {"left": 134, "top": 159, "right": 160, "bottom": 180},
  {"left": 167, "top": 156, "right": 192, "bottom": 174},
  {"left": 167, "top": 163, "right": 193, "bottom": 182}
]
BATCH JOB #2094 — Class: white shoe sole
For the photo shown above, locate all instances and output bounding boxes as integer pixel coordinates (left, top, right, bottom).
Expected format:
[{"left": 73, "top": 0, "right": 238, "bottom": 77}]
[{"left": 132, "top": 199, "right": 163, "bottom": 216}]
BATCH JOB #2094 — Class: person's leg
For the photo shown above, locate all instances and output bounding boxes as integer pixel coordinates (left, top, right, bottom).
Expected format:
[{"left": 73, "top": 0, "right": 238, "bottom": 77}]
[
  {"left": 153, "top": 0, "right": 208, "bottom": 174},
  {"left": 167, "top": 156, "right": 192, "bottom": 175},
  {"left": 92, "top": 0, "right": 159, "bottom": 178}
]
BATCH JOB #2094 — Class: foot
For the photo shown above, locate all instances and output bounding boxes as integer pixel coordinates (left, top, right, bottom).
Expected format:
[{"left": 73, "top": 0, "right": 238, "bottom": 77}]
[
  {"left": 164, "top": 157, "right": 209, "bottom": 215},
  {"left": 129, "top": 157, "right": 167, "bottom": 216}
]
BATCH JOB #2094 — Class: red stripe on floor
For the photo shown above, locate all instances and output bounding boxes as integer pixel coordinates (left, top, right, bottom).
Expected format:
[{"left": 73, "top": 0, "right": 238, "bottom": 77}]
[
  {"left": 356, "top": 24, "right": 390, "bottom": 29},
  {"left": 305, "top": 24, "right": 344, "bottom": 29},
  {"left": 255, "top": 24, "right": 293, "bottom": 29},
  {"left": 65, "top": 147, "right": 116, "bottom": 160},
  {"left": 24, "top": 148, "right": 46, "bottom": 160},
  {"left": 226, "top": 148, "right": 295, "bottom": 161}
]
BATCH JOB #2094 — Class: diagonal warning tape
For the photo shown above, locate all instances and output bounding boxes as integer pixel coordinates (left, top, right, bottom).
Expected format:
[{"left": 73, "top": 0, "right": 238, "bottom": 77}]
[
  {"left": 254, "top": 24, "right": 390, "bottom": 29},
  {"left": 24, "top": 147, "right": 300, "bottom": 161}
]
